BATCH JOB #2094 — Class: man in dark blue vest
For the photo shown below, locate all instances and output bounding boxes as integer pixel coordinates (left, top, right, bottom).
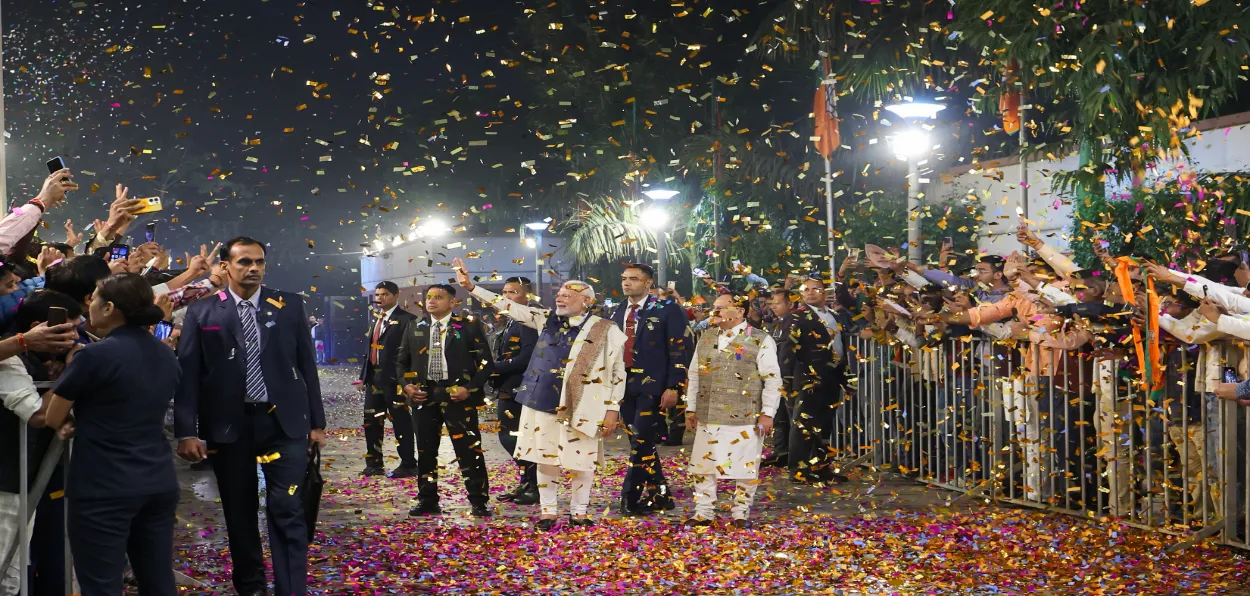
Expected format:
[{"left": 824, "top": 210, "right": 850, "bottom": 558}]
[
  {"left": 610, "top": 263, "right": 690, "bottom": 515},
  {"left": 490, "top": 277, "right": 539, "bottom": 505}
]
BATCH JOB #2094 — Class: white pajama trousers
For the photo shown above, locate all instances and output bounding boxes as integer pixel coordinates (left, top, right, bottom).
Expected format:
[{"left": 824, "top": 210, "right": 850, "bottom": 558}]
[
  {"left": 692, "top": 474, "right": 759, "bottom": 520},
  {"left": 536, "top": 464, "right": 594, "bottom": 516}
]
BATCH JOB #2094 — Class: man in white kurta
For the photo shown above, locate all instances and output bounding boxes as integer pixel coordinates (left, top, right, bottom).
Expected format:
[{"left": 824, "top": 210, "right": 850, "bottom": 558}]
[
  {"left": 452, "top": 258, "right": 626, "bottom": 530},
  {"left": 684, "top": 293, "right": 782, "bottom": 526}
]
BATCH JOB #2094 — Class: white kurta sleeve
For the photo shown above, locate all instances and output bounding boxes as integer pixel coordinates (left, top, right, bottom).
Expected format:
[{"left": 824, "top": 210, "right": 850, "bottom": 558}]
[
  {"left": 1178, "top": 271, "right": 1250, "bottom": 314},
  {"left": 604, "top": 323, "right": 627, "bottom": 413},
  {"left": 685, "top": 340, "right": 701, "bottom": 414},
  {"left": 470, "top": 285, "right": 551, "bottom": 329},
  {"left": 756, "top": 334, "right": 782, "bottom": 418},
  {"left": 1159, "top": 311, "right": 1224, "bottom": 345},
  {"left": 1037, "top": 283, "right": 1078, "bottom": 306},
  {"left": 1216, "top": 314, "right": 1250, "bottom": 341}
]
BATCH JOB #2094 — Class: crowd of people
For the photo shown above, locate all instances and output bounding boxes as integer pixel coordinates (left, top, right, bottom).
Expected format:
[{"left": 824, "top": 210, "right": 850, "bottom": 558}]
[
  {"left": 0, "top": 168, "right": 324, "bottom": 596},
  {"left": 3, "top": 165, "right": 1250, "bottom": 595}
]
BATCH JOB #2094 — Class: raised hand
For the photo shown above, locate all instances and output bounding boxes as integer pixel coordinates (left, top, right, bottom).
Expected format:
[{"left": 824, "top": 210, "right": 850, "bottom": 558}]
[
  {"left": 452, "top": 257, "right": 473, "bottom": 289},
  {"left": 64, "top": 220, "right": 83, "bottom": 248},
  {"left": 37, "top": 169, "right": 78, "bottom": 209},
  {"left": 36, "top": 246, "right": 62, "bottom": 276}
]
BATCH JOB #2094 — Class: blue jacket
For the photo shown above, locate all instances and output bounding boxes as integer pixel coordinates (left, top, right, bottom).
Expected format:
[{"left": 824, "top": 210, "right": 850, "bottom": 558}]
[
  {"left": 174, "top": 287, "right": 325, "bottom": 443},
  {"left": 610, "top": 295, "right": 690, "bottom": 395},
  {"left": 0, "top": 277, "right": 44, "bottom": 331}
]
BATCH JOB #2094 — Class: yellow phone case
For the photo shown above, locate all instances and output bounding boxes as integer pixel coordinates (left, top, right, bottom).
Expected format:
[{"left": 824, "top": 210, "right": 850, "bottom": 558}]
[{"left": 133, "top": 196, "right": 163, "bottom": 214}]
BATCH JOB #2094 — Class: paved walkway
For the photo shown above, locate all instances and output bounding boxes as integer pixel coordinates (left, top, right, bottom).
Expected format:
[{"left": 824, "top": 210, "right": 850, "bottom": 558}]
[{"left": 166, "top": 367, "right": 1250, "bottom": 594}]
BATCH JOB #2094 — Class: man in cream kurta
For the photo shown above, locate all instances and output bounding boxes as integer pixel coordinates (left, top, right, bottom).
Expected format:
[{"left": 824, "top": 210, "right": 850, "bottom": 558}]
[
  {"left": 684, "top": 293, "right": 782, "bottom": 526},
  {"left": 452, "top": 258, "right": 626, "bottom": 530}
]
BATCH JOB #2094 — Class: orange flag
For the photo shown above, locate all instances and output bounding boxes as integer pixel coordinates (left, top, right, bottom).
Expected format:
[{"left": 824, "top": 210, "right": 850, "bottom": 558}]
[
  {"left": 1000, "top": 60, "right": 1021, "bottom": 135},
  {"left": 1114, "top": 258, "right": 1163, "bottom": 392},
  {"left": 813, "top": 61, "right": 840, "bottom": 159}
]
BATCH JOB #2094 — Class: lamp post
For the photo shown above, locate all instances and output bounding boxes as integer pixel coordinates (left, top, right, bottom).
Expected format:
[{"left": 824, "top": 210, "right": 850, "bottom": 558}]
[
  {"left": 642, "top": 188, "right": 679, "bottom": 287},
  {"left": 525, "top": 221, "right": 547, "bottom": 301},
  {"left": 884, "top": 101, "right": 944, "bottom": 264}
]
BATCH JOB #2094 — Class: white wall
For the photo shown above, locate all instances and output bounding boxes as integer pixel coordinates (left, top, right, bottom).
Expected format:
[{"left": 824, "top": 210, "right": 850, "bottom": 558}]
[
  {"left": 932, "top": 114, "right": 1250, "bottom": 256},
  {"left": 360, "top": 234, "right": 569, "bottom": 300}
]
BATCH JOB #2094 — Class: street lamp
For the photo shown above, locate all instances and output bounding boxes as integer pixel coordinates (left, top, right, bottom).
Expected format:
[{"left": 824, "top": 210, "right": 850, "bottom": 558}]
[
  {"left": 525, "top": 221, "right": 548, "bottom": 301},
  {"left": 641, "top": 189, "right": 678, "bottom": 287},
  {"left": 884, "top": 100, "right": 944, "bottom": 264}
]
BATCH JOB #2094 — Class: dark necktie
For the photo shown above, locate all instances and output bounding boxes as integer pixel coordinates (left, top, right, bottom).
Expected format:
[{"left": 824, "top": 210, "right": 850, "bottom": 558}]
[
  {"left": 624, "top": 304, "right": 639, "bottom": 367},
  {"left": 239, "top": 301, "right": 268, "bottom": 403}
]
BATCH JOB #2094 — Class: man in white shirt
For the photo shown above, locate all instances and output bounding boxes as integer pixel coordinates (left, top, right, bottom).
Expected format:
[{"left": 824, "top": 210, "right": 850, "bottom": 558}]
[{"left": 684, "top": 294, "right": 782, "bottom": 528}]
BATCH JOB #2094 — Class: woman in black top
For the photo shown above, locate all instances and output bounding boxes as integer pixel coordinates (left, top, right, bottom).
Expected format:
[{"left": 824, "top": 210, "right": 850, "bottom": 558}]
[{"left": 45, "top": 273, "right": 180, "bottom": 596}]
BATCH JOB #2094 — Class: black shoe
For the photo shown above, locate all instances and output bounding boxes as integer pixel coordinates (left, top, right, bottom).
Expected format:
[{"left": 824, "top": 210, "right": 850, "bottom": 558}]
[
  {"left": 535, "top": 518, "right": 558, "bottom": 531},
  {"left": 498, "top": 485, "right": 523, "bottom": 502},
  {"left": 618, "top": 496, "right": 651, "bottom": 517},
  {"left": 731, "top": 519, "right": 751, "bottom": 529},
  {"left": 470, "top": 504, "right": 493, "bottom": 518},
  {"left": 389, "top": 464, "right": 418, "bottom": 479},
  {"left": 189, "top": 459, "right": 212, "bottom": 472},
  {"left": 761, "top": 455, "right": 788, "bottom": 468},
  {"left": 408, "top": 501, "right": 442, "bottom": 516},
  {"left": 661, "top": 438, "right": 683, "bottom": 447},
  {"left": 649, "top": 493, "right": 676, "bottom": 512},
  {"left": 361, "top": 466, "right": 386, "bottom": 477},
  {"left": 512, "top": 485, "right": 539, "bottom": 506},
  {"left": 568, "top": 515, "right": 595, "bottom": 528}
]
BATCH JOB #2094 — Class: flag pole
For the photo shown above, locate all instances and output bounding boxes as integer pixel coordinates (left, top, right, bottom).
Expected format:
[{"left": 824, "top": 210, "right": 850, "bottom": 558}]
[
  {"left": 825, "top": 155, "right": 836, "bottom": 280},
  {"left": 1, "top": 2, "right": 8, "bottom": 213}
]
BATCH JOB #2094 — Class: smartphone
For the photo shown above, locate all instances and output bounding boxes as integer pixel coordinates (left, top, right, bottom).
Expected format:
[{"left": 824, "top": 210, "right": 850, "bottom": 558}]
[
  {"left": 46, "top": 156, "right": 66, "bottom": 174},
  {"left": 47, "top": 306, "right": 68, "bottom": 327},
  {"left": 1224, "top": 367, "right": 1242, "bottom": 384},
  {"left": 667, "top": 281, "right": 677, "bottom": 290},
  {"left": 133, "top": 196, "right": 163, "bottom": 214},
  {"left": 946, "top": 236, "right": 954, "bottom": 246},
  {"left": 153, "top": 320, "right": 174, "bottom": 341},
  {"left": 1241, "top": 250, "right": 1248, "bottom": 267},
  {"left": 110, "top": 244, "right": 131, "bottom": 261},
  {"left": 145, "top": 222, "right": 158, "bottom": 244}
]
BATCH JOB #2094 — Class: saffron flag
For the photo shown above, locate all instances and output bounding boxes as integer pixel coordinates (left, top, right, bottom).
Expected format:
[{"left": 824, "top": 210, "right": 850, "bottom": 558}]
[
  {"left": 1000, "top": 60, "right": 1021, "bottom": 135},
  {"left": 813, "top": 66, "right": 840, "bottom": 159}
]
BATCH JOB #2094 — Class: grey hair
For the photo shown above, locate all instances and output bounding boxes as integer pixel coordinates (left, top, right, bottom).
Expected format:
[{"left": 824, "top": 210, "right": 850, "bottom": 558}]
[{"left": 561, "top": 280, "right": 596, "bottom": 302}]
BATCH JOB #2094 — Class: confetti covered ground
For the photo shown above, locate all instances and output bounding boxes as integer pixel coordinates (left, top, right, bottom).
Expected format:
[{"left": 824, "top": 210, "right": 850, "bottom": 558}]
[{"left": 165, "top": 367, "right": 1250, "bottom": 595}]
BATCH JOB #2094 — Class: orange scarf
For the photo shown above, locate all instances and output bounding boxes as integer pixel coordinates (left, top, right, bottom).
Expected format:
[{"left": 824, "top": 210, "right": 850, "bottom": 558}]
[{"left": 1114, "top": 257, "right": 1163, "bottom": 392}]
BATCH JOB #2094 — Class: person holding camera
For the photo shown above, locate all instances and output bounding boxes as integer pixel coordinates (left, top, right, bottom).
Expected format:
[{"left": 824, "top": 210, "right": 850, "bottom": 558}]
[{"left": 42, "top": 273, "right": 180, "bottom": 596}]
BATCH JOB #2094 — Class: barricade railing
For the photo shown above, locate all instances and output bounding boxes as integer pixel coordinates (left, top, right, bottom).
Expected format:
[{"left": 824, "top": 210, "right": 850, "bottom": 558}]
[{"left": 838, "top": 335, "right": 1248, "bottom": 553}]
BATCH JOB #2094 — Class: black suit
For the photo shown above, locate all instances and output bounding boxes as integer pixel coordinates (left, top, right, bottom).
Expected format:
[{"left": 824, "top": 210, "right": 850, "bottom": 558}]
[
  {"left": 490, "top": 317, "right": 538, "bottom": 484},
  {"left": 609, "top": 295, "right": 690, "bottom": 506},
  {"left": 779, "top": 305, "right": 844, "bottom": 479},
  {"left": 395, "top": 314, "right": 494, "bottom": 507},
  {"left": 360, "top": 307, "right": 419, "bottom": 468},
  {"left": 175, "top": 287, "right": 324, "bottom": 596}
]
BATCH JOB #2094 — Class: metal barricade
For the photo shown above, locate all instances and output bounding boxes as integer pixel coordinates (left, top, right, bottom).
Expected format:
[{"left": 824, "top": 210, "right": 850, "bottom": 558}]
[{"left": 839, "top": 335, "right": 1249, "bottom": 553}]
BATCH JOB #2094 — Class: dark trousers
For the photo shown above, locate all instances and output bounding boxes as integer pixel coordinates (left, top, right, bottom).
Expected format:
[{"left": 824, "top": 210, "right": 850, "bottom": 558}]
[
  {"left": 363, "top": 383, "right": 416, "bottom": 468},
  {"left": 67, "top": 490, "right": 178, "bottom": 596},
  {"left": 659, "top": 396, "right": 686, "bottom": 445},
  {"left": 414, "top": 386, "right": 489, "bottom": 506},
  {"left": 30, "top": 461, "right": 66, "bottom": 596},
  {"left": 770, "top": 392, "right": 792, "bottom": 461},
  {"left": 620, "top": 389, "right": 668, "bottom": 503},
  {"left": 497, "top": 394, "right": 537, "bottom": 486},
  {"left": 209, "top": 406, "right": 310, "bottom": 596},
  {"left": 788, "top": 382, "right": 838, "bottom": 475}
]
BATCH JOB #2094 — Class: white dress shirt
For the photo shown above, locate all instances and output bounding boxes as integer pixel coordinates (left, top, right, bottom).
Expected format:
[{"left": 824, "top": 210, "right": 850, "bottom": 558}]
[
  {"left": 427, "top": 313, "right": 453, "bottom": 380},
  {"left": 811, "top": 306, "right": 845, "bottom": 359},
  {"left": 0, "top": 356, "right": 41, "bottom": 422},
  {"left": 686, "top": 321, "right": 782, "bottom": 419}
]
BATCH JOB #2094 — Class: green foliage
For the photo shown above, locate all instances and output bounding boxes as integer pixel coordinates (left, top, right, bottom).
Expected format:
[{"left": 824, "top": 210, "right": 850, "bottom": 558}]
[
  {"left": 839, "top": 191, "right": 986, "bottom": 267},
  {"left": 948, "top": 0, "right": 1250, "bottom": 234},
  {"left": 1086, "top": 173, "right": 1250, "bottom": 268}
]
